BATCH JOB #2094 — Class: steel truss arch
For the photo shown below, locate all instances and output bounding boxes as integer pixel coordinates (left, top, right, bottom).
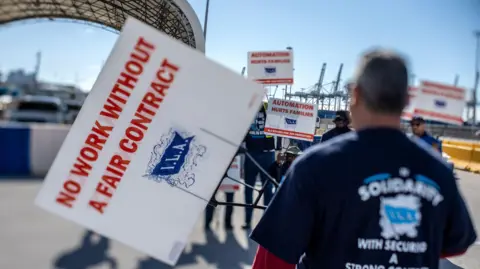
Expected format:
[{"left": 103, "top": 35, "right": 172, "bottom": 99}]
[{"left": 0, "top": 0, "right": 205, "bottom": 52}]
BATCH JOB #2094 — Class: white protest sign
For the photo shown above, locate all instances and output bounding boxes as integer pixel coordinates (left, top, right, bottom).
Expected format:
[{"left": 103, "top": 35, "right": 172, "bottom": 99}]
[
  {"left": 413, "top": 81, "right": 465, "bottom": 125},
  {"left": 34, "top": 17, "right": 265, "bottom": 266},
  {"left": 219, "top": 155, "right": 242, "bottom": 193},
  {"left": 247, "top": 51, "right": 294, "bottom": 85},
  {"left": 264, "top": 98, "right": 316, "bottom": 141},
  {"left": 401, "top": 86, "right": 418, "bottom": 120}
]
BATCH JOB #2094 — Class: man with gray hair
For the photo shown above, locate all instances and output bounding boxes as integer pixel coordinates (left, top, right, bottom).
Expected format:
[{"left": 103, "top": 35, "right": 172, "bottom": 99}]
[{"left": 249, "top": 48, "right": 476, "bottom": 269}]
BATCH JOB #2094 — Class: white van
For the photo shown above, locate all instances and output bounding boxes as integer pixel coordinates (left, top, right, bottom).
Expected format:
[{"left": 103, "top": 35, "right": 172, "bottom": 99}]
[
  {"left": 64, "top": 99, "right": 83, "bottom": 124},
  {"left": 4, "top": 95, "right": 67, "bottom": 124}
]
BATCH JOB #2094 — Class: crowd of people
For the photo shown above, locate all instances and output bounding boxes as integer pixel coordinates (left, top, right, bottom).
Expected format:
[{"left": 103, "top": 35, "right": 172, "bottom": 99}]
[
  {"left": 206, "top": 79, "right": 453, "bottom": 233},
  {"left": 206, "top": 48, "right": 475, "bottom": 269}
]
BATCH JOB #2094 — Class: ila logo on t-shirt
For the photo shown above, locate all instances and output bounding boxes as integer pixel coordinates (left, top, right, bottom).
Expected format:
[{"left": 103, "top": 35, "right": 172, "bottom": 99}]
[
  {"left": 358, "top": 167, "right": 443, "bottom": 240},
  {"left": 380, "top": 194, "right": 421, "bottom": 240}
]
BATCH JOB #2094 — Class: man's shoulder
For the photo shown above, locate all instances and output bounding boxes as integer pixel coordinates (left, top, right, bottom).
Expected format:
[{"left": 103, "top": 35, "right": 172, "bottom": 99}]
[
  {"left": 321, "top": 128, "right": 335, "bottom": 139},
  {"left": 300, "top": 132, "right": 358, "bottom": 163},
  {"left": 423, "top": 133, "right": 441, "bottom": 144},
  {"left": 409, "top": 135, "right": 452, "bottom": 170}
]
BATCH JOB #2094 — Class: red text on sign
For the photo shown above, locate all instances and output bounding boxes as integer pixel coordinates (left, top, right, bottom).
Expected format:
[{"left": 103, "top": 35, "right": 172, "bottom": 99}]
[
  {"left": 55, "top": 37, "right": 156, "bottom": 209},
  {"left": 88, "top": 58, "right": 180, "bottom": 214}
]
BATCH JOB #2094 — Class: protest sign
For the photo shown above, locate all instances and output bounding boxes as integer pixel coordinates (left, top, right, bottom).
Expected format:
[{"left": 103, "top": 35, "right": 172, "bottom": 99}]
[
  {"left": 34, "top": 17, "right": 265, "bottom": 266},
  {"left": 402, "top": 86, "right": 418, "bottom": 120},
  {"left": 264, "top": 98, "right": 316, "bottom": 141},
  {"left": 413, "top": 81, "right": 465, "bottom": 125},
  {"left": 219, "top": 155, "right": 242, "bottom": 192},
  {"left": 247, "top": 51, "right": 294, "bottom": 85}
]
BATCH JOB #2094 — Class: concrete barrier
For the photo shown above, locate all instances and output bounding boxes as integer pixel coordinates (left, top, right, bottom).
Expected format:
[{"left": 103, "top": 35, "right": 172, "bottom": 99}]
[
  {"left": 441, "top": 137, "right": 480, "bottom": 173},
  {"left": 0, "top": 124, "right": 478, "bottom": 177},
  {"left": 29, "top": 124, "right": 69, "bottom": 176},
  {"left": 0, "top": 123, "right": 70, "bottom": 177}
]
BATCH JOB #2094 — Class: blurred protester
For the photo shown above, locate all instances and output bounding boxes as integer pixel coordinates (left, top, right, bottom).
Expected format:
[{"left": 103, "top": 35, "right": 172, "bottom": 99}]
[
  {"left": 205, "top": 191, "right": 234, "bottom": 231},
  {"left": 250, "top": 48, "right": 476, "bottom": 269},
  {"left": 410, "top": 116, "right": 442, "bottom": 152},
  {"left": 268, "top": 146, "right": 302, "bottom": 190},
  {"left": 205, "top": 157, "right": 241, "bottom": 231},
  {"left": 243, "top": 103, "right": 276, "bottom": 230},
  {"left": 267, "top": 152, "right": 284, "bottom": 184},
  {"left": 320, "top": 110, "right": 352, "bottom": 142}
]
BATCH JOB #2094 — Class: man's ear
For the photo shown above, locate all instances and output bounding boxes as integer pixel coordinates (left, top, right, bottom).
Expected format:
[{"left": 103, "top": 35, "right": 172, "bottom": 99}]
[{"left": 350, "top": 85, "right": 361, "bottom": 108}]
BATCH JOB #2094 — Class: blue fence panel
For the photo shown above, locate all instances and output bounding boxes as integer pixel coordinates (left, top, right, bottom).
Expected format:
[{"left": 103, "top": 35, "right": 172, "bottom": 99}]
[{"left": 0, "top": 126, "right": 30, "bottom": 176}]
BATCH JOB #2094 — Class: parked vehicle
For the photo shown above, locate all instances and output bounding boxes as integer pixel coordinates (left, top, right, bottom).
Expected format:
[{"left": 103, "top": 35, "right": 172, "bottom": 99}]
[
  {"left": 4, "top": 95, "right": 67, "bottom": 124},
  {"left": 64, "top": 99, "right": 83, "bottom": 124}
]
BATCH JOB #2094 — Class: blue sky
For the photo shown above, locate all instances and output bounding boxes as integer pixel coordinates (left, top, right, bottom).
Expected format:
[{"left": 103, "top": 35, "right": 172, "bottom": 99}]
[{"left": 0, "top": 0, "right": 479, "bottom": 100}]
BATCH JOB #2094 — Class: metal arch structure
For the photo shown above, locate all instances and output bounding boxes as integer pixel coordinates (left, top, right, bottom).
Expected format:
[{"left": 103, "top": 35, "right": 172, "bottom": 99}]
[{"left": 0, "top": 0, "right": 205, "bottom": 52}]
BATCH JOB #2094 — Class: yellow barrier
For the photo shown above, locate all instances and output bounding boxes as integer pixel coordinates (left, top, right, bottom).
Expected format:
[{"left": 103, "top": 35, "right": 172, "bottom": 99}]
[
  {"left": 443, "top": 144, "right": 472, "bottom": 170},
  {"left": 470, "top": 145, "right": 480, "bottom": 173},
  {"left": 442, "top": 138, "right": 480, "bottom": 173}
]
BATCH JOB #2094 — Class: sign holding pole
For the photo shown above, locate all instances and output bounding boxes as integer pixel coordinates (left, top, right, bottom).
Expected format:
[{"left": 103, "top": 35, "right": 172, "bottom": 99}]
[
  {"left": 264, "top": 98, "right": 316, "bottom": 141},
  {"left": 412, "top": 81, "right": 466, "bottom": 125},
  {"left": 34, "top": 17, "right": 265, "bottom": 266},
  {"left": 247, "top": 51, "right": 294, "bottom": 85}
]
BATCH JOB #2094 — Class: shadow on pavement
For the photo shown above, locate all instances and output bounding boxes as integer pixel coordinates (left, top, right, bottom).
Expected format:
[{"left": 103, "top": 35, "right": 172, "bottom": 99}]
[
  {"left": 53, "top": 230, "right": 117, "bottom": 269},
  {"left": 50, "top": 229, "right": 465, "bottom": 269},
  {"left": 439, "top": 259, "right": 464, "bottom": 269},
  {"left": 136, "top": 229, "right": 257, "bottom": 269}
]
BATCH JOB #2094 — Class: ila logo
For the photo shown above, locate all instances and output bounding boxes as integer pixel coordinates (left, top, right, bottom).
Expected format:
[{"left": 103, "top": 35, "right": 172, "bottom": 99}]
[
  {"left": 264, "top": 66, "right": 276, "bottom": 76},
  {"left": 284, "top": 117, "right": 297, "bottom": 130},
  {"left": 144, "top": 128, "right": 206, "bottom": 188},
  {"left": 285, "top": 118, "right": 297, "bottom": 125},
  {"left": 380, "top": 194, "right": 422, "bottom": 240}
]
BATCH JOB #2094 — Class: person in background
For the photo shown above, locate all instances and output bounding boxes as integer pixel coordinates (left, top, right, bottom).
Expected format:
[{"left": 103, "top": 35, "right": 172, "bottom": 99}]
[
  {"left": 204, "top": 191, "right": 234, "bottom": 231},
  {"left": 278, "top": 146, "right": 302, "bottom": 185},
  {"left": 411, "top": 116, "right": 442, "bottom": 152},
  {"left": 250, "top": 48, "right": 476, "bottom": 269},
  {"left": 205, "top": 157, "right": 239, "bottom": 231},
  {"left": 320, "top": 110, "right": 352, "bottom": 142},
  {"left": 243, "top": 102, "right": 276, "bottom": 230},
  {"left": 267, "top": 152, "right": 284, "bottom": 184},
  {"left": 268, "top": 146, "right": 302, "bottom": 190}
]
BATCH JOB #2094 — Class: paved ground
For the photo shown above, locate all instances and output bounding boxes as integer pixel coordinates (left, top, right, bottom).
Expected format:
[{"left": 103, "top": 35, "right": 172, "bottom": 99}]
[{"left": 0, "top": 171, "right": 480, "bottom": 269}]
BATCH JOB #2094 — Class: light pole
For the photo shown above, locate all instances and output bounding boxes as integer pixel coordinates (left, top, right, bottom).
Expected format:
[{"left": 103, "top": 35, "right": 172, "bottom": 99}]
[
  {"left": 472, "top": 31, "right": 480, "bottom": 125},
  {"left": 286, "top": 46, "right": 293, "bottom": 99},
  {"left": 203, "top": 0, "right": 211, "bottom": 40}
]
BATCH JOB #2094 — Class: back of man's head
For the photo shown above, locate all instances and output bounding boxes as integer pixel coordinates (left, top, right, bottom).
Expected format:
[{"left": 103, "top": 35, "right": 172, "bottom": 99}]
[{"left": 354, "top": 48, "right": 410, "bottom": 115}]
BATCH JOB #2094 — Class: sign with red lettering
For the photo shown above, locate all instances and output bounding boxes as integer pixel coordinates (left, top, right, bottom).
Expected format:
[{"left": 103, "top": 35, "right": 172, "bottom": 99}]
[
  {"left": 264, "top": 98, "right": 316, "bottom": 141},
  {"left": 412, "top": 81, "right": 466, "bottom": 125},
  {"left": 247, "top": 51, "right": 294, "bottom": 85},
  {"left": 34, "top": 17, "right": 265, "bottom": 266},
  {"left": 219, "top": 155, "right": 242, "bottom": 193}
]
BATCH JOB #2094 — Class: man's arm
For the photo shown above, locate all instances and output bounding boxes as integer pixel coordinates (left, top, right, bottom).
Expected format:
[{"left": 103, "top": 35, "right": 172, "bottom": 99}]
[
  {"left": 432, "top": 138, "right": 442, "bottom": 153},
  {"left": 267, "top": 162, "right": 279, "bottom": 183},
  {"left": 442, "top": 181, "right": 477, "bottom": 257},
  {"left": 250, "top": 153, "right": 318, "bottom": 265}
]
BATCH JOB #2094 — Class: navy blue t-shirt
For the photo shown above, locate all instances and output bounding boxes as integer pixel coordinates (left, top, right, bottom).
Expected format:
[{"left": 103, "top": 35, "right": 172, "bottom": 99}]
[
  {"left": 245, "top": 104, "right": 275, "bottom": 152},
  {"left": 250, "top": 128, "right": 476, "bottom": 269}
]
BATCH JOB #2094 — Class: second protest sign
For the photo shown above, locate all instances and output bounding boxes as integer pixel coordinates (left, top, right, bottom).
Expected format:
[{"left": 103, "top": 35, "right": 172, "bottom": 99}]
[{"left": 264, "top": 98, "right": 316, "bottom": 141}]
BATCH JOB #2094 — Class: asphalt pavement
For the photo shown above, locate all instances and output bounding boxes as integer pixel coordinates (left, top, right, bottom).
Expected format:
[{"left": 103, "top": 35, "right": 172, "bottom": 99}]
[{"left": 0, "top": 171, "right": 480, "bottom": 269}]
